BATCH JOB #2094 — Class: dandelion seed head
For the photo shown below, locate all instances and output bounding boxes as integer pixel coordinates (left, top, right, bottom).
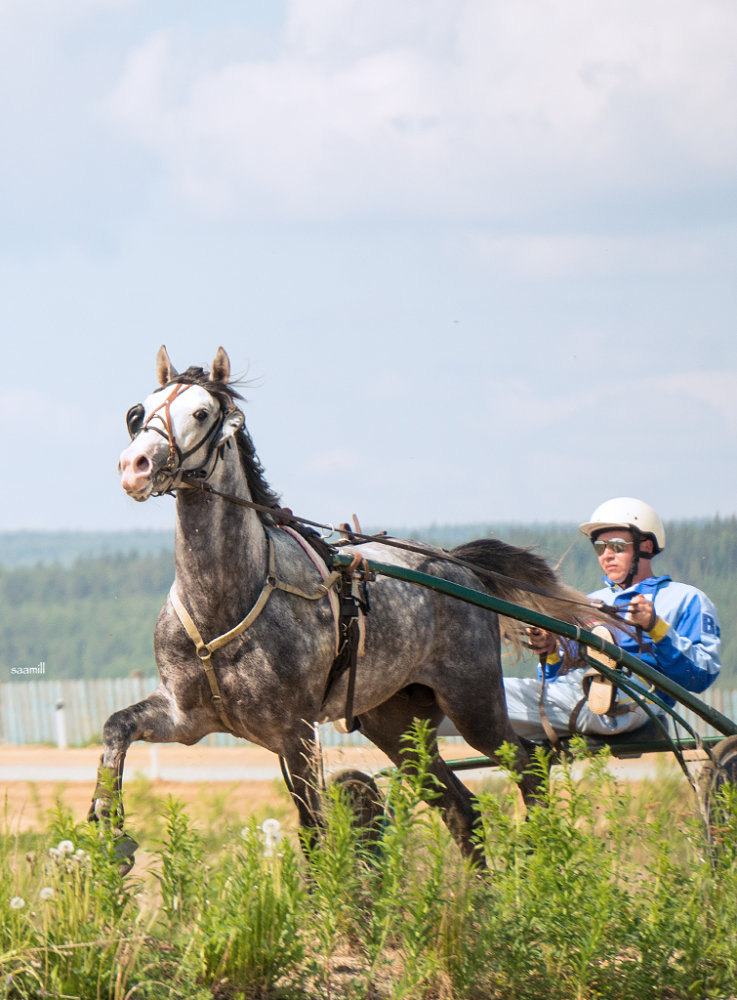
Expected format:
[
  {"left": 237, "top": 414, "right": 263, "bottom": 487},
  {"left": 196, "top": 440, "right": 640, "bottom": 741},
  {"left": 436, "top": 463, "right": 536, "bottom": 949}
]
[
  {"left": 9, "top": 896, "right": 25, "bottom": 910},
  {"left": 39, "top": 887, "right": 54, "bottom": 901},
  {"left": 261, "top": 817, "right": 283, "bottom": 857},
  {"left": 57, "top": 840, "right": 74, "bottom": 855}
]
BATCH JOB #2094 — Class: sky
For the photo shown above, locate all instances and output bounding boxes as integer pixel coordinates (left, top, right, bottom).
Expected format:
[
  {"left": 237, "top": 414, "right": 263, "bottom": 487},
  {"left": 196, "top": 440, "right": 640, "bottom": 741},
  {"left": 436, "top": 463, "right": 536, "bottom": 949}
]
[{"left": 1, "top": 0, "right": 736, "bottom": 534}]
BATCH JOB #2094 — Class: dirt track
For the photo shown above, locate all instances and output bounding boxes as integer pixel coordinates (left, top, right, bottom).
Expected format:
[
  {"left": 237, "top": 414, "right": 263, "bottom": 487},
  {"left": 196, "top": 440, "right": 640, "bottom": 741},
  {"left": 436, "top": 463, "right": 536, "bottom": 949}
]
[
  {"left": 0, "top": 741, "right": 692, "bottom": 833},
  {"left": 0, "top": 742, "right": 398, "bottom": 832}
]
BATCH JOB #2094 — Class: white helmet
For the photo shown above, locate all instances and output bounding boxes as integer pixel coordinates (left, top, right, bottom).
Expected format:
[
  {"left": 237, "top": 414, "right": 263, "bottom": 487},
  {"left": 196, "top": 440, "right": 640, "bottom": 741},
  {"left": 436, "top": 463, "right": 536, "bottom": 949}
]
[{"left": 579, "top": 497, "right": 666, "bottom": 554}]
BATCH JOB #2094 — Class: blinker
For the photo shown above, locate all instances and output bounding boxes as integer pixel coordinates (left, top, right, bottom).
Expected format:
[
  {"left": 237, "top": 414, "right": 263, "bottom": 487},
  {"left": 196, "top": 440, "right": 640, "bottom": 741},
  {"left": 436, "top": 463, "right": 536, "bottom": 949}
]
[{"left": 126, "top": 403, "right": 145, "bottom": 438}]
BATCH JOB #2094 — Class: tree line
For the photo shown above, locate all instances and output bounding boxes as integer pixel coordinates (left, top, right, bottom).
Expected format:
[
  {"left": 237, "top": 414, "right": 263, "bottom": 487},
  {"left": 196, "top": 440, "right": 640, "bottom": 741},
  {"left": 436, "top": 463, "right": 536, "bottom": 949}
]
[{"left": 1, "top": 518, "right": 735, "bottom": 684}]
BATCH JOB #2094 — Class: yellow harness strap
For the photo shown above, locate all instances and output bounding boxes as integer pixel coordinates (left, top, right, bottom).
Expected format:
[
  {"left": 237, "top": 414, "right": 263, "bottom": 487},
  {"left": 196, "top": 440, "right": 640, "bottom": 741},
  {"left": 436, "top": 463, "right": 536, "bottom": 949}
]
[{"left": 169, "top": 535, "right": 342, "bottom": 732}]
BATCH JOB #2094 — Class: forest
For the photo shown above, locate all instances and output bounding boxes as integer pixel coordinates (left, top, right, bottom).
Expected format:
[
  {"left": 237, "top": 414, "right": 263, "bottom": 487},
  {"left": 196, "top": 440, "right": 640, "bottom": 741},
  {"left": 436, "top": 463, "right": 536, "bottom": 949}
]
[{"left": 1, "top": 518, "right": 735, "bottom": 684}]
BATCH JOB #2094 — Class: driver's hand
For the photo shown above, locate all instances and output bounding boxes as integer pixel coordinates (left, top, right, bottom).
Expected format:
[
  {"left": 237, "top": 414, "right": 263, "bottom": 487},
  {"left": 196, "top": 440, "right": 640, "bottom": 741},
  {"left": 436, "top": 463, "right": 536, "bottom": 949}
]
[
  {"left": 525, "top": 627, "right": 558, "bottom": 657},
  {"left": 627, "top": 594, "right": 657, "bottom": 630}
]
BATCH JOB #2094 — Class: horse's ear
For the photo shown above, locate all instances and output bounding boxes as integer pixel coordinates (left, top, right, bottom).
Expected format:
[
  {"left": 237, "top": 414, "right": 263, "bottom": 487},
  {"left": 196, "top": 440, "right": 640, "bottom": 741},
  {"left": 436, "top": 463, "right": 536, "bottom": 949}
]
[
  {"left": 156, "top": 345, "right": 178, "bottom": 386},
  {"left": 217, "top": 407, "right": 244, "bottom": 446},
  {"left": 211, "top": 347, "right": 230, "bottom": 385}
]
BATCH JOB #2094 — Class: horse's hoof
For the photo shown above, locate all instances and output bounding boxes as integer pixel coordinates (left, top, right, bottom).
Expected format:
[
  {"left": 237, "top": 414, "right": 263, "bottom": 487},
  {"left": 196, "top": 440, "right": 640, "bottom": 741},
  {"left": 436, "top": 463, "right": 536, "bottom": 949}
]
[
  {"left": 117, "top": 857, "right": 135, "bottom": 877},
  {"left": 113, "top": 831, "right": 139, "bottom": 875}
]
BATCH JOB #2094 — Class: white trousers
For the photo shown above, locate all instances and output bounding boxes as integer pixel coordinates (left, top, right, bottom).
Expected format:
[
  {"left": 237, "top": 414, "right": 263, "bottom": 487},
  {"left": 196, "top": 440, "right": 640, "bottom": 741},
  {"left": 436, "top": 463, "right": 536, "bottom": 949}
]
[{"left": 503, "top": 668, "right": 652, "bottom": 742}]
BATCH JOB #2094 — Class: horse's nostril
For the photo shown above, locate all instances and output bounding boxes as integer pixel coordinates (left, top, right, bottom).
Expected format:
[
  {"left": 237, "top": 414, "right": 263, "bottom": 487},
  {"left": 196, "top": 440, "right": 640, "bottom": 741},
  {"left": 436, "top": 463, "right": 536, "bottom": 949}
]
[{"left": 134, "top": 455, "right": 151, "bottom": 473}]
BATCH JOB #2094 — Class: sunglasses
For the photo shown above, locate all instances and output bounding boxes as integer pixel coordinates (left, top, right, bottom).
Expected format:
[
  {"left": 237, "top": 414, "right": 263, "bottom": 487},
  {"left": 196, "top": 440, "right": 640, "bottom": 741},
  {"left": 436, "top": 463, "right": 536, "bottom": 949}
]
[{"left": 592, "top": 537, "right": 632, "bottom": 555}]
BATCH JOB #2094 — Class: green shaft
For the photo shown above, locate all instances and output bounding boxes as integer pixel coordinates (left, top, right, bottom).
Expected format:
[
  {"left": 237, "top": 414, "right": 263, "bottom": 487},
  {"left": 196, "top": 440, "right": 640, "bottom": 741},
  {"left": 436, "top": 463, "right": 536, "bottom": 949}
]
[{"left": 333, "top": 552, "right": 737, "bottom": 737}]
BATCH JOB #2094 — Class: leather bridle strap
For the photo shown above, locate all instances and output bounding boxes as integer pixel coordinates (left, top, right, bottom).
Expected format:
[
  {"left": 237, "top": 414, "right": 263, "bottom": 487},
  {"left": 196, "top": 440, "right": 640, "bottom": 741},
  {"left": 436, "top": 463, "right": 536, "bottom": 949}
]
[
  {"left": 142, "top": 383, "right": 193, "bottom": 472},
  {"left": 169, "top": 535, "right": 342, "bottom": 732},
  {"left": 140, "top": 383, "right": 226, "bottom": 484}
]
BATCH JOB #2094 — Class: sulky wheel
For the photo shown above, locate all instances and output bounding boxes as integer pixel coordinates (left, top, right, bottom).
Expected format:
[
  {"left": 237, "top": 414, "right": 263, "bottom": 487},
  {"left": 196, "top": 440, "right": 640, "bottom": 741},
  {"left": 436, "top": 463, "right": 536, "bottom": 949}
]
[
  {"left": 697, "top": 735, "right": 737, "bottom": 853},
  {"left": 328, "top": 769, "right": 386, "bottom": 854}
]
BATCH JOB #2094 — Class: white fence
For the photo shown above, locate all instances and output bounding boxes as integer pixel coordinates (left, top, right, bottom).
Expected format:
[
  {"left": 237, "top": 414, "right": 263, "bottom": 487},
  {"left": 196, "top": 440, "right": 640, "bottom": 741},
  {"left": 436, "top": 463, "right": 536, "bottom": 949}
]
[
  {"left": 1, "top": 677, "right": 736, "bottom": 748},
  {"left": 0, "top": 677, "right": 369, "bottom": 748}
]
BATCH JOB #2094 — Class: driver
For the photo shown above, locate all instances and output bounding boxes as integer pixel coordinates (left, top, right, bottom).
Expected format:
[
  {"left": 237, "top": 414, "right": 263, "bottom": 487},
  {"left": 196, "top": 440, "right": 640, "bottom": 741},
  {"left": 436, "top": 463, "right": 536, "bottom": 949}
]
[{"left": 503, "top": 497, "right": 722, "bottom": 741}]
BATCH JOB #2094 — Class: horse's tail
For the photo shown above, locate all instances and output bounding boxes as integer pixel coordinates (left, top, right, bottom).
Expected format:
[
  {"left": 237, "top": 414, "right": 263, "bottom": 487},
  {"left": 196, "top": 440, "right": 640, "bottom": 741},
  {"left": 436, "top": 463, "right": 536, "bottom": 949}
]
[{"left": 451, "top": 537, "right": 618, "bottom": 657}]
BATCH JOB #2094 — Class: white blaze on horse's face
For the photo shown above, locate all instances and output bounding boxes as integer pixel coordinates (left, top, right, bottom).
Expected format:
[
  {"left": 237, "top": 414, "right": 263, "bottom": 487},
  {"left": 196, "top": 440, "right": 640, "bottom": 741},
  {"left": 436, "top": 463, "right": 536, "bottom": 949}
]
[{"left": 119, "top": 383, "right": 227, "bottom": 500}]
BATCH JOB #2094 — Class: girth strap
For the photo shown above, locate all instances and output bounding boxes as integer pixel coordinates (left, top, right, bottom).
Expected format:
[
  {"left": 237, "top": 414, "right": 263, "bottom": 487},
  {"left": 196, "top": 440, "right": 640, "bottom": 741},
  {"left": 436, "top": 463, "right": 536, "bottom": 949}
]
[
  {"left": 169, "top": 534, "right": 342, "bottom": 732},
  {"left": 320, "top": 564, "right": 369, "bottom": 733}
]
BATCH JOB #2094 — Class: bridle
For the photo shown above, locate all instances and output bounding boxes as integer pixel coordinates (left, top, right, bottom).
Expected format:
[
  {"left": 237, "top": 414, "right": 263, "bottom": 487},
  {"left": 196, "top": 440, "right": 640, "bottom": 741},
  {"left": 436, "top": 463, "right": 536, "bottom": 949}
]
[{"left": 127, "top": 382, "right": 228, "bottom": 494}]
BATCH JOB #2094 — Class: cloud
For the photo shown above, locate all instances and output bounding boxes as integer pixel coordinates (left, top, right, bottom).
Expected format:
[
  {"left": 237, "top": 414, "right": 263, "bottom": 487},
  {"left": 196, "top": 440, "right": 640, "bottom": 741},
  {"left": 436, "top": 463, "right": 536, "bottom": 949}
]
[
  {"left": 480, "top": 377, "right": 599, "bottom": 435},
  {"left": 464, "top": 231, "right": 725, "bottom": 279},
  {"left": 102, "top": 0, "right": 737, "bottom": 223},
  {"left": 479, "top": 368, "right": 737, "bottom": 443},
  {"left": 642, "top": 371, "right": 737, "bottom": 432},
  {"left": 0, "top": 0, "right": 129, "bottom": 26},
  {"left": 310, "top": 448, "right": 360, "bottom": 474},
  {"left": 0, "top": 389, "right": 85, "bottom": 438}
]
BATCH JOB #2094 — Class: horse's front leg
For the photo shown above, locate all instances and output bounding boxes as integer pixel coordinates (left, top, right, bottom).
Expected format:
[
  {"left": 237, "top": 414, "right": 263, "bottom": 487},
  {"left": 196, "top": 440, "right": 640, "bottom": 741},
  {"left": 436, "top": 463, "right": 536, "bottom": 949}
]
[
  {"left": 280, "top": 722, "right": 325, "bottom": 851},
  {"left": 88, "top": 687, "right": 205, "bottom": 871}
]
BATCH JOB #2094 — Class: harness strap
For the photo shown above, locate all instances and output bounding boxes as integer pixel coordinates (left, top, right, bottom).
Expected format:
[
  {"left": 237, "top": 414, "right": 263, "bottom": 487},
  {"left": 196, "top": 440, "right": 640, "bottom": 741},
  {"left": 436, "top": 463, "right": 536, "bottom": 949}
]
[
  {"left": 319, "top": 563, "right": 368, "bottom": 732},
  {"left": 280, "top": 525, "right": 341, "bottom": 655},
  {"left": 341, "top": 617, "right": 361, "bottom": 733},
  {"left": 537, "top": 668, "right": 561, "bottom": 748},
  {"left": 169, "top": 534, "right": 342, "bottom": 731},
  {"left": 568, "top": 695, "right": 587, "bottom": 735},
  {"left": 169, "top": 587, "right": 239, "bottom": 733}
]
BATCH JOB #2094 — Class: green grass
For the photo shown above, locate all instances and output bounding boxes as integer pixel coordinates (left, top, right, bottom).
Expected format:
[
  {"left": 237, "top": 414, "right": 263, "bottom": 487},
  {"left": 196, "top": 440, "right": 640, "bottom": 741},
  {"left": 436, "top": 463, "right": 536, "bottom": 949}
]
[{"left": 2, "top": 727, "right": 737, "bottom": 999}]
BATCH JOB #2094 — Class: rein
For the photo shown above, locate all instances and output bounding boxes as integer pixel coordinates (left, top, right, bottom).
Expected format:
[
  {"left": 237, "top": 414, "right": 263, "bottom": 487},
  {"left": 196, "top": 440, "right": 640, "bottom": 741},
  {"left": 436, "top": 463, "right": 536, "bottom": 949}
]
[
  {"left": 182, "top": 477, "right": 610, "bottom": 616},
  {"left": 137, "top": 385, "right": 596, "bottom": 614}
]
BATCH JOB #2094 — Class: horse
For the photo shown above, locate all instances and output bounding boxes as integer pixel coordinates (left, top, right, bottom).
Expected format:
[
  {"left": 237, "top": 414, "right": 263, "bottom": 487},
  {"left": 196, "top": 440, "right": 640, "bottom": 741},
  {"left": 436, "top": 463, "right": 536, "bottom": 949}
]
[{"left": 90, "top": 345, "right": 599, "bottom": 869}]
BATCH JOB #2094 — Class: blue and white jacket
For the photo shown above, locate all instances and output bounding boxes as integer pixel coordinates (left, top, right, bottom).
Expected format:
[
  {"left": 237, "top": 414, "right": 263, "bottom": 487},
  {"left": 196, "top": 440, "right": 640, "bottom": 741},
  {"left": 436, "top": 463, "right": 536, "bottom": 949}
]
[{"left": 540, "top": 575, "right": 721, "bottom": 706}]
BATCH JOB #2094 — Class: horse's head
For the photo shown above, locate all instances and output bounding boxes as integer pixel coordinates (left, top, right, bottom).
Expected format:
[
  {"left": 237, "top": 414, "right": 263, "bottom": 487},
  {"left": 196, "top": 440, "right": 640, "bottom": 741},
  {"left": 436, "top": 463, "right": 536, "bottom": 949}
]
[{"left": 119, "top": 346, "right": 244, "bottom": 500}]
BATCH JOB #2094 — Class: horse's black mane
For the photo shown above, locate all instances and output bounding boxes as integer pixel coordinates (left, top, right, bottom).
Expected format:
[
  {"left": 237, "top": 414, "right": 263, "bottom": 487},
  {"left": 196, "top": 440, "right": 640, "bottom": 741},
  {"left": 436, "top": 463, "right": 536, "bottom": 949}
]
[
  {"left": 168, "top": 366, "right": 282, "bottom": 522},
  {"left": 168, "top": 367, "right": 332, "bottom": 560}
]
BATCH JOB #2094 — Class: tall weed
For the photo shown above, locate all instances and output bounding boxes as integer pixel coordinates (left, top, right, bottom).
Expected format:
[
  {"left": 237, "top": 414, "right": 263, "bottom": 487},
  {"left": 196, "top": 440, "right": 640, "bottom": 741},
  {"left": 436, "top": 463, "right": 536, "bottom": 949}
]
[
  {"left": 187, "top": 821, "right": 305, "bottom": 998},
  {"left": 0, "top": 807, "right": 151, "bottom": 1000},
  {"left": 1, "top": 734, "right": 737, "bottom": 1000}
]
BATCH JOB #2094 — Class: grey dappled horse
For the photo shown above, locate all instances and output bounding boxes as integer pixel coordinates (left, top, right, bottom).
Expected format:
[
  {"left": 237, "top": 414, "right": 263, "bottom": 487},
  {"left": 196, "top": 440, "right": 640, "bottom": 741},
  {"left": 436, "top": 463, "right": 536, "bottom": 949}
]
[{"left": 90, "top": 346, "right": 595, "bottom": 868}]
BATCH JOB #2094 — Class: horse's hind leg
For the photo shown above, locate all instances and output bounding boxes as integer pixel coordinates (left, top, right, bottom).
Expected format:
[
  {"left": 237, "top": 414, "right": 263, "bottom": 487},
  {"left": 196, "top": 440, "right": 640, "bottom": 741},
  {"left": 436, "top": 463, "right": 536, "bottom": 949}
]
[
  {"left": 88, "top": 687, "right": 206, "bottom": 870},
  {"left": 437, "top": 680, "right": 546, "bottom": 809},
  {"left": 358, "top": 687, "right": 486, "bottom": 866}
]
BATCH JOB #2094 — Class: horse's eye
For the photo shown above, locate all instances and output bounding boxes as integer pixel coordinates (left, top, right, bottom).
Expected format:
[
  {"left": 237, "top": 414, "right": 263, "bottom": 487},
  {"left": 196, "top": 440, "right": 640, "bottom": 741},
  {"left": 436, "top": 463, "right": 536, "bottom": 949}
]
[
  {"left": 126, "top": 404, "right": 145, "bottom": 437},
  {"left": 193, "top": 408, "right": 209, "bottom": 423}
]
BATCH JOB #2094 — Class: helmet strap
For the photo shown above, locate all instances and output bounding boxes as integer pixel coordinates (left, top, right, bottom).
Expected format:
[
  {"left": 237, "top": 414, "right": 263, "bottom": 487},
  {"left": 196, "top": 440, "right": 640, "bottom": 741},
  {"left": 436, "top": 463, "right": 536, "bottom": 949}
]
[
  {"left": 624, "top": 528, "right": 656, "bottom": 588},
  {"left": 622, "top": 529, "right": 640, "bottom": 589}
]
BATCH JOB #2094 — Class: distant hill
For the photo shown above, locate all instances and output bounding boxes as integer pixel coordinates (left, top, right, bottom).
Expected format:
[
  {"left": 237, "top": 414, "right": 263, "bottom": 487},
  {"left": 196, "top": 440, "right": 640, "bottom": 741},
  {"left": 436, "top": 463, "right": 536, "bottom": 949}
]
[
  {"left": 0, "top": 524, "right": 577, "bottom": 568},
  {"left": 0, "top": 530, "right": 173, "bottom": 567},
  {"left": 0, "top": 519, "right": 734, "bottom": 683}
]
